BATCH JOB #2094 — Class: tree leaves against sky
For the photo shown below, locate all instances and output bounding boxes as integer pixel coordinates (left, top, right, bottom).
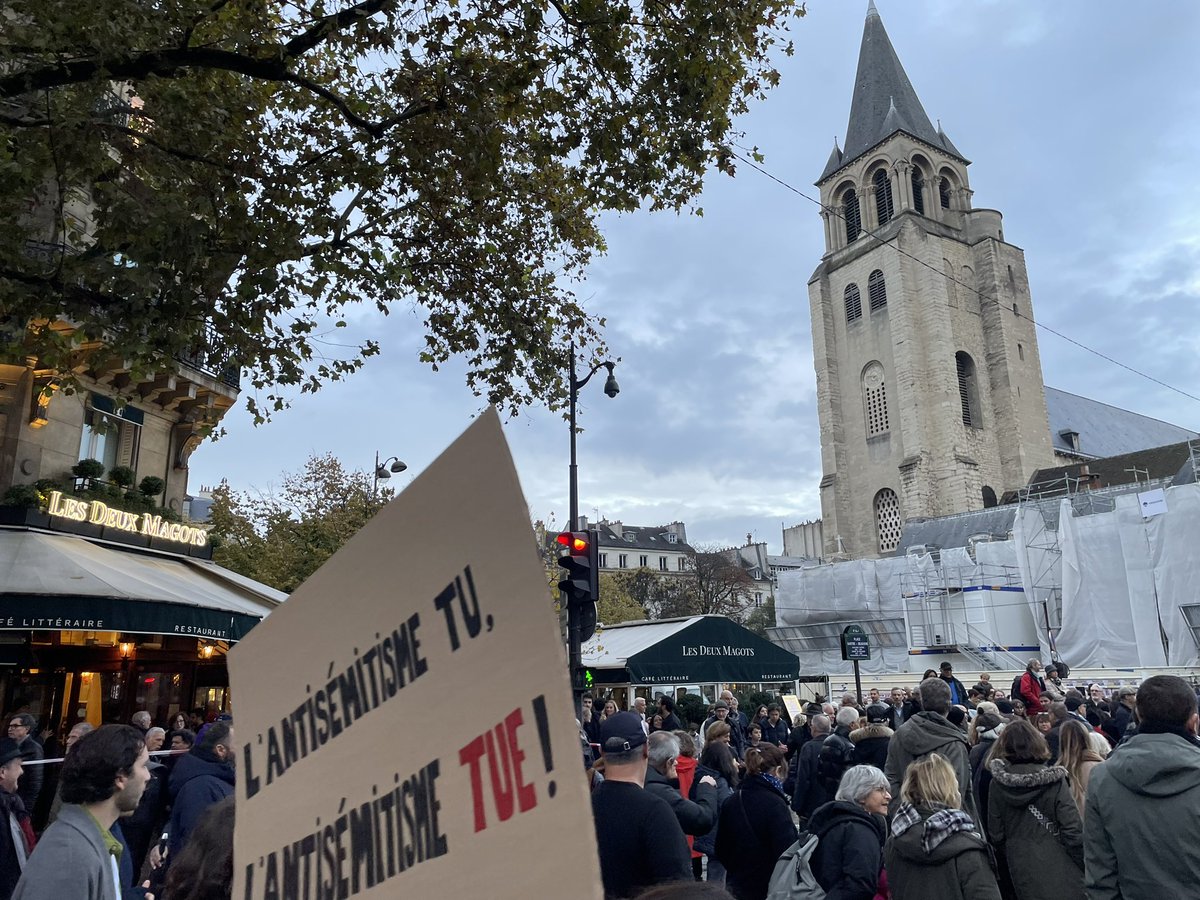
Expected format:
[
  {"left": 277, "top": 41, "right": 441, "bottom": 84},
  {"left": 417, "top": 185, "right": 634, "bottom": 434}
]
[{"left": 0, "top": 0, "right": 801, "bottom": 422}]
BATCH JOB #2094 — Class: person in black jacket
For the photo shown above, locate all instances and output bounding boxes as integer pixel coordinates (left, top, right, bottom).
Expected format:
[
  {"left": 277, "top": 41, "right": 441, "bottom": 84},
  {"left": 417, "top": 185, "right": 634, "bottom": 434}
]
[
  {"left": 658, "top": 696, "right": 683, "bottom": 733},
  {"left": 5, "top": 716, "right": 41, "bottom": 821},
  {"left": 591, "top": 712, "right": 692, "bottom": 899},
  {"left": 644, "top": 732, "right": 719, "bottom": 836},
  {"left": 759, "top": 705, "right": 789, "bottom": 749},
  {"left": 939, "top": 662, "right": 970, "bottom": 708},
  {"left": 851, "top": 705, "right": 894, "bottom": 771},
  {"left": 807, "top": 764, "right": 890, "bottom": 900},
  {"left": 715, "top": 744, "right": 797, "bottom": 900},
  {"left": 817, "top": 707, "right": 859, "bottom": 793},
  {"left": 791, "top": 714, "right": 831, "bottom": 823}
]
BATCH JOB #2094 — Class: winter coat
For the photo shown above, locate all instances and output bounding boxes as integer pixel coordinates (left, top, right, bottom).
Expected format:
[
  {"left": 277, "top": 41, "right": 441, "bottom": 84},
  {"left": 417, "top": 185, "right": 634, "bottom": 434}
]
[
  {"left": 0, "top": 790, "right": 32, "bottom": 900},
  {"left": 761, "top": 718, "right": 789, "bottom": 747},
  {"left": 986, "top": 760, "right": 1083, "bottom": 900},
  {"left": 968, "top": 725, "right": 1003, "bottom": 837},
  {"left": 942, "top": 675, "right": 970, "bottom": 708},
  {"left": 644, "top": 765, "right": 718, "bottom": 836},
  {"left": 787, "top": 723, "right": 812, "bottom": 759},
  {"left": 167, "top": 749, "right": 235, "bottom": 859},
  {"left": 715, "top": 775, "right": 797, "bottom": 900},
  {"left": 1084, "top": 731, "right": 1200, "bottom": 900},
  {"left": 1018, "top": 672, "right": 1044, "bottom": 716},
  {"left": 11, "top": 804, "right": 117, "bottom": 900},
  {"left": 13, "top": 739, "right": 41, "bottom": 821},
  {"left": 791, "top": 734, "right": 831, "bottom": 820},
  {"left": 1106, "top": 703, "right": 1134, "bottom": 743},
  {"left": 817, "top": 726, "right": 856, "bottom": 793},
  {"left": 885, "top": 712, "right": 977, "bottom": 823},
  {"left": 850, "top": 724, "right": 893, "bottom": 771},
  {"left": 691, "top": 763, "right": 732, "bottom": 858},
  {"left": 885, "top": 805, "right": 1001, "bottom": 900},
  {"left": 659, "top": 712, "right": 682, "bottom": 732},
  {"left": 807, "top": 800, "right": 886, "bottom": 900}
]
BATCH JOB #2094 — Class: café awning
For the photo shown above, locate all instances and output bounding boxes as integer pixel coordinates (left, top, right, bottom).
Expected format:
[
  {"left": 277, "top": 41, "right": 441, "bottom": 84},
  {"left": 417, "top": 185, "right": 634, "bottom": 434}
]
[
  {"left": 0, "top": 529, "right": 285, "bottom": 642},
  {"left": 581, "top": 615, "right": 801, "bottom": 684}
]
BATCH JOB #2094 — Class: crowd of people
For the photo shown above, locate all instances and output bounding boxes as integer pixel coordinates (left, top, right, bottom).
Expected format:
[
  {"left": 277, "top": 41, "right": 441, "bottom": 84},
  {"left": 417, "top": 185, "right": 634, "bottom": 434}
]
[
  {"left": 586, "top": 666, "right": 1200, "bottom": 900},
  {"left": 0, "top": 705, "right": 234, "bottom": 900}
]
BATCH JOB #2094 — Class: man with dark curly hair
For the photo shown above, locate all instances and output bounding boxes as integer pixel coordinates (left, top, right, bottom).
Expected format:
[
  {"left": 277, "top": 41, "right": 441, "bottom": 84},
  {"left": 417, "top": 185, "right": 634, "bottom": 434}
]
[{"left": 11, "top": 725, "right": 150, "bottom": 900}]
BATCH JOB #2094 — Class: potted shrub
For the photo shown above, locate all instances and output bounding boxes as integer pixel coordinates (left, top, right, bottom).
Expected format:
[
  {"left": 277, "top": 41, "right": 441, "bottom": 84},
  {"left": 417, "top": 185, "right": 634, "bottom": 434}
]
[
  {"left": 72, "top": 458, "right": 105, "bottom": 490},
  {"left": 108, "top": 465, "right": 135, "bottom": 488},
  {"left": 138, "top": 476, "right": 165, "bottom": 502}
]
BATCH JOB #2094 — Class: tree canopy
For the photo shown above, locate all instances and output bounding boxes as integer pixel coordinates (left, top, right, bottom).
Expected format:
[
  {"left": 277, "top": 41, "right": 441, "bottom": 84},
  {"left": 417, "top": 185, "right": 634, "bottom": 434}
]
[
  {"left": 0, "top": 0, "right": 801, "bottom": 421},
  {"left": 207, "top": 452, "right": 388, "bottom": 591}
]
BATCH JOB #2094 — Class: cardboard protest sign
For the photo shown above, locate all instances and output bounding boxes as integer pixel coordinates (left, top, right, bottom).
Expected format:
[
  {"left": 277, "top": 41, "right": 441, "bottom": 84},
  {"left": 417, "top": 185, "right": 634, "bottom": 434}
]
[
  {"left": 781, "top": 694, "right": 804, "bottom": 723},
  {"left": 228, "top": 410, "right": 602, "bottom": 900}
]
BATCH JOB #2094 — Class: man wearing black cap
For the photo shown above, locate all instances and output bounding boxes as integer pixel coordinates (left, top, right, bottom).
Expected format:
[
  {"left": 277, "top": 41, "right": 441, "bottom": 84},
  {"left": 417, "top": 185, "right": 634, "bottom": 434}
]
[
  {"left": 938, "top": 662, "right": 969, "bottom": 708},
  {"left": 851, "top": 705, "right": 894, "bottom": 771},
  {"left": 0, "top": 738, "right": 33, "bottom": 897},
  {"left": 591, "top": 711, "right": 691, "bottom": 898}
]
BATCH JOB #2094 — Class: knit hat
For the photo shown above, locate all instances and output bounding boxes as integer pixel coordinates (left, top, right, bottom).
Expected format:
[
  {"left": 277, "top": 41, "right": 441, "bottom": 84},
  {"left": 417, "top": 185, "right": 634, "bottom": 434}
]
[
  {"left": 995, "top": 699, "right": 1014, "bottom": 715},
  {"left": 974, "top": 710, "right": 1002, "bottom": 732},
  {"left": 713, "top": 700, "right": 729, "bottom": 710},
  {"left": 0, "top": 739, "right": 22, "bottom": 768},
  {"left": 1065, "top": 695, "right": 1085, "bottom": 712},
  {"left": 947, "top": 706, "right": 966, "bottom": 727}
]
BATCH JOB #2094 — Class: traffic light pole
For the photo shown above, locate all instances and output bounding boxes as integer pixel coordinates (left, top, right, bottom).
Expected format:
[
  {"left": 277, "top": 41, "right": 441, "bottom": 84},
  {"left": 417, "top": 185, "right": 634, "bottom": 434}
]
[{"left": 567, "top": 348, "right": 583, "bottom": 712}]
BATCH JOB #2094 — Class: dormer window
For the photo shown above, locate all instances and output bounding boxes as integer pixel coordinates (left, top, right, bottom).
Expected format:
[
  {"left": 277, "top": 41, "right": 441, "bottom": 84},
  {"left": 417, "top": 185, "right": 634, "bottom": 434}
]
[
  {"left": 623, "top": 532, "right": 634, "bottom": 542},
  {"left": 666, "top": 533, "right": 678, "bottom": 544}
]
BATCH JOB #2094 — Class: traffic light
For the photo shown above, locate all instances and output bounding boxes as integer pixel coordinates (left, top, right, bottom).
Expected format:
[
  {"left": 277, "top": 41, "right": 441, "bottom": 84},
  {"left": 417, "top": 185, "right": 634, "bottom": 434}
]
[{"left": 557, "top": 529, "right": 599, "bottom": 642}]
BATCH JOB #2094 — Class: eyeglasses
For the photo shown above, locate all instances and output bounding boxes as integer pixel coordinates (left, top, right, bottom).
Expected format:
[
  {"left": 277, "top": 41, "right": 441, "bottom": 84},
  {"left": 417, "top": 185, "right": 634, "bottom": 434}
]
[{"left": 7, "top": 723, "right": 23, "bottom": 729}]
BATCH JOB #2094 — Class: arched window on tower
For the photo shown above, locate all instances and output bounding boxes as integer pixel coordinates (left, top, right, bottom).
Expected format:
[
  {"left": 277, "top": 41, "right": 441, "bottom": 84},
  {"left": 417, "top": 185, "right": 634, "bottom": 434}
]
[
  {"left": 982, "top": 486, "right": 998, "bottom": 509},
  {"left": 874, "top": 488, "right": 902, "bottom": 554},
  {"left": 868, "top": 270, "right": 887, "bottom": 311},
  {"left": 842, "top": 188, "right": 861, "bottom": 243},
  {"left": 862, "top": 362, "right": 888, "bottom": 437},
  {"left": 874, "top": 169, "right": 894, "bottom": 224},
  {"left": 939, "top": 177, "right": 952, "bottom": 209},
  {"left": 844, "top": 283, "right": 862, "bottom": 323},
  {"left": 956, "top": 351, "right": 980, "bottom": 427},
  {"left": 911, "top": 168, "right": 925, "bottom": 216}
]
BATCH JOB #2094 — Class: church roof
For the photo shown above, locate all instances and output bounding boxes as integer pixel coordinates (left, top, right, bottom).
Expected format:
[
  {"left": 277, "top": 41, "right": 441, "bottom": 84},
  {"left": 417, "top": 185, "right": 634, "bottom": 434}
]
[
  {"left": 820, "top": 2, "right": 967, "bottom": 182},
  {"left": 1044, "top": 386, "right": 1199, "bottom": 459}
]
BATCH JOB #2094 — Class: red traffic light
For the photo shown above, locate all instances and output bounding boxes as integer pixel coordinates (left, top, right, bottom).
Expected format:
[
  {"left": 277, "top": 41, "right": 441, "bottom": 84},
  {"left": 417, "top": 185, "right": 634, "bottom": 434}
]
[{"left": 556, "top": 531, "right": 588, "bottom": 553}]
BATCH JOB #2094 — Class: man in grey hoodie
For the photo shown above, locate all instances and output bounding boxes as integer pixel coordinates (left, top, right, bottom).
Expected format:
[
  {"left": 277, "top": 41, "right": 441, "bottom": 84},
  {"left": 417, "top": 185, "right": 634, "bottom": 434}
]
[
  {"left": 884, "top": 677, "right": 976, "bottom": 822},
  {"left": 1085, "top": 674, "right": 1200, "bottom": 900}
]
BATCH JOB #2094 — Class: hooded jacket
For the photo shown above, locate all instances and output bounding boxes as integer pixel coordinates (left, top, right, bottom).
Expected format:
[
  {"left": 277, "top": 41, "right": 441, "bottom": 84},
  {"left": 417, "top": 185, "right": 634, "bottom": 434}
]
[
  {"left": 1084, "top": 731, "right": 1200, "bottom": 900},
  {"left": 884, "top": 805, "right": 1000, "bottom": 900},
  {"left": 986, "top": 760, "right": 1083, "bottom": 900},
  {"left": 850, "top": 724, "right": 893, "bottom": 771},
  {"left": 885, "top": 712, "right": 976, "bottom": 822},
  {"left": 644, "top": 765, "right": 717, "bottom": 836},
  {"left": 167, "top": 748, "right": 235, "bottom": 859},
  {"left": 806, "top": 800, "right": 886, "bottom": 900}
]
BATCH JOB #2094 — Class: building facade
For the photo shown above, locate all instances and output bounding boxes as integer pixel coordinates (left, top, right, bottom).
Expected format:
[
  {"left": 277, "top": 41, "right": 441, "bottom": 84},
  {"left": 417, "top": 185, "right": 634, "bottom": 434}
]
[{"left": 810, "top": 2, "right": 1055, "bottom": 560}]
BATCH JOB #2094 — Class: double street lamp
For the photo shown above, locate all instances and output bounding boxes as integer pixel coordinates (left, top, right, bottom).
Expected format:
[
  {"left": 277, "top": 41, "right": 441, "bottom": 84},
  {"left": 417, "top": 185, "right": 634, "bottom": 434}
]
[{"left": 373, "top": 452, "right": 407, "bottom": 497}]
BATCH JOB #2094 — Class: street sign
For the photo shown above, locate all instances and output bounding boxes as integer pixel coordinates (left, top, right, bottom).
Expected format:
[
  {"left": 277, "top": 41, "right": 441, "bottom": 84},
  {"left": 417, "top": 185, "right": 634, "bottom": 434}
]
[{"left": 841, "top": 624, "right": 871, "bottom": 661}]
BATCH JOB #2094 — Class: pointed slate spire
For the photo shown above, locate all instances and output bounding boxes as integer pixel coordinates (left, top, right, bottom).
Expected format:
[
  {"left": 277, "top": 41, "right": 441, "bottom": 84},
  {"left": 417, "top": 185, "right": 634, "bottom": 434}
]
[
  {"left": 821, "top": 2, "right": 965, "bottom": 181},
  {"left": 823, "top": 138, "right": 843, "bottom": 176}
]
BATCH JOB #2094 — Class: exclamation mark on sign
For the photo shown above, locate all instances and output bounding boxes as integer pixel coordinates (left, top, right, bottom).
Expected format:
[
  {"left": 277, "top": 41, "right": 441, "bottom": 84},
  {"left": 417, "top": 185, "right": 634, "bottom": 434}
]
[{"left": 531, "top": 694, "right": 556, "bottom": 798}]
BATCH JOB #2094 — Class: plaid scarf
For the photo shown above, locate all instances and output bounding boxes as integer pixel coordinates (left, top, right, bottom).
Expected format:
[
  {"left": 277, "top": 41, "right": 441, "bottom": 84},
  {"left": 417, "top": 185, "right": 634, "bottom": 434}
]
[{"left": 890, "top": 801, "right": 978, "bottom": 854}]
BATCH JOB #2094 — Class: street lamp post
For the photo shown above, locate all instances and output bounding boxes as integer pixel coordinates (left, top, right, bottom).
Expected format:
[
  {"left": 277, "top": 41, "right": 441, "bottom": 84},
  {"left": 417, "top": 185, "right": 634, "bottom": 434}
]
[
  {"left": 373, "top": 452, "right": 408, "bottom": 497},
  {"left": 565, "top": 347, "right": 618, "bottom": 708}
]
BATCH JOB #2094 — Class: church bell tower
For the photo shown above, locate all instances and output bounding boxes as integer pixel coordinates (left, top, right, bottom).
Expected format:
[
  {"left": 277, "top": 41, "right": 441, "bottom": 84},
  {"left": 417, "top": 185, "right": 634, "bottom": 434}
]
[{"left": 810, "top": 1, "right": 1055, "bottom": 559}]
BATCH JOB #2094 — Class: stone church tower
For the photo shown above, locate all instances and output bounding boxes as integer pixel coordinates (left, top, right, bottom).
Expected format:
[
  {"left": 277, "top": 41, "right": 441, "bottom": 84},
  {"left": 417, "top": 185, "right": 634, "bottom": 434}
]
[{"left": 810, "top": 2, "right": 1055, "bottom": 559}]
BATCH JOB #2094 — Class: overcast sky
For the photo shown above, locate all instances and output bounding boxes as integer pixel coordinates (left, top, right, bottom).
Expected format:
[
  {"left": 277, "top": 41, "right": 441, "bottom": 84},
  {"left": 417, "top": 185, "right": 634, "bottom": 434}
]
[{"left": 190, "top": 1, "right": 1200, "bottom": 555}]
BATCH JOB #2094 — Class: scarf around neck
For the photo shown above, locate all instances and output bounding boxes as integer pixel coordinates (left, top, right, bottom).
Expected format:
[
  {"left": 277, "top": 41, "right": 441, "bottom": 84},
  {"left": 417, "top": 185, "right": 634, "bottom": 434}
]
[{"left": 891, "top": 801, "right": 978, "bottom": 854}]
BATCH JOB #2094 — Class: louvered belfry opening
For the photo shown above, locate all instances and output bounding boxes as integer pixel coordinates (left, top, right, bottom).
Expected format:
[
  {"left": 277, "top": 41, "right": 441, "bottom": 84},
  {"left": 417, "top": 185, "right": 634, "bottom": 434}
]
[
  {"left": 875, "top": 488, "right": 902, "bottom": 554},
  {"left": 842, "top": 188, "right": 861, "bottom": 242},
  {"left": 939, "top": 177, "right": 952, "bottom": 209},
  {"left": 911, "top": 168, "right": 925, "bottom": 215},
  {"left": 868, "top": 270, "right": 887, "bottom": 311},
  {"left": 844, "top": 283, "right": 862, "bottom": 322},
  {"left": 956, "top": 351, "right": 976, "bottom": 426},
  {"left": 874, "top": 169, "right": 894, "bottom": 224}
]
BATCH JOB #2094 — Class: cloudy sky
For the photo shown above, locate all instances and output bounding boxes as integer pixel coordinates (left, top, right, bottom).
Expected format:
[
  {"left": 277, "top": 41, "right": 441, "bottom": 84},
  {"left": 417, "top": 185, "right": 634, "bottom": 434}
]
[{"left": 190, "top": 1, "right": 1200, "bottom": 554}]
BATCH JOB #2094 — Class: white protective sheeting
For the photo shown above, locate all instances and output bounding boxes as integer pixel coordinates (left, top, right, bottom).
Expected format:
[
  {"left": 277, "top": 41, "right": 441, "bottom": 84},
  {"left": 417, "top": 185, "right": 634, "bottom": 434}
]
[
  {"left": 1146, "top": 487, "right": 1200, "bottom": 665},
  {"left": 774, "top": 558, "right": 909, "bottom": 675},
  {"left": 1012, "top": 505, "right": 1057, "bottom": 659}
]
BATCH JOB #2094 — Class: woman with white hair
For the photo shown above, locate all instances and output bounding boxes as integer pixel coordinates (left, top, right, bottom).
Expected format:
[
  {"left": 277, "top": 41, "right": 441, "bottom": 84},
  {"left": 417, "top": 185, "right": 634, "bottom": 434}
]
[{"left": 804, "top": 764, "right": 890, "bottom": 900}]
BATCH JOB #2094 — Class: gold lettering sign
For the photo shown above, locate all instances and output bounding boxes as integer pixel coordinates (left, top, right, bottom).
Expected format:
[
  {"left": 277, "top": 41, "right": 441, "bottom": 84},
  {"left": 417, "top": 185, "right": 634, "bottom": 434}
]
[{"left": 45, "top": 491, "right": 208, "bottom": 548}]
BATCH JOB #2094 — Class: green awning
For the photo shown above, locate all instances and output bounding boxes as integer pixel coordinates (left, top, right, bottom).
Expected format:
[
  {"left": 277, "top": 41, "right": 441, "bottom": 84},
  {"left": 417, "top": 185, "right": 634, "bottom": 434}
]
[{"left": 592, "top": 616, "right": 801, "bottom": 684}]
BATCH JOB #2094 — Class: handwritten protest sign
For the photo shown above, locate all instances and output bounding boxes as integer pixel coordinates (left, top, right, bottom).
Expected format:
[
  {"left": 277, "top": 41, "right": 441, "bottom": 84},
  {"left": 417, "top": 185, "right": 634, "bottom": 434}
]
[{"left": 228, "top": 410, "right": 602, "bottom": 899}]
